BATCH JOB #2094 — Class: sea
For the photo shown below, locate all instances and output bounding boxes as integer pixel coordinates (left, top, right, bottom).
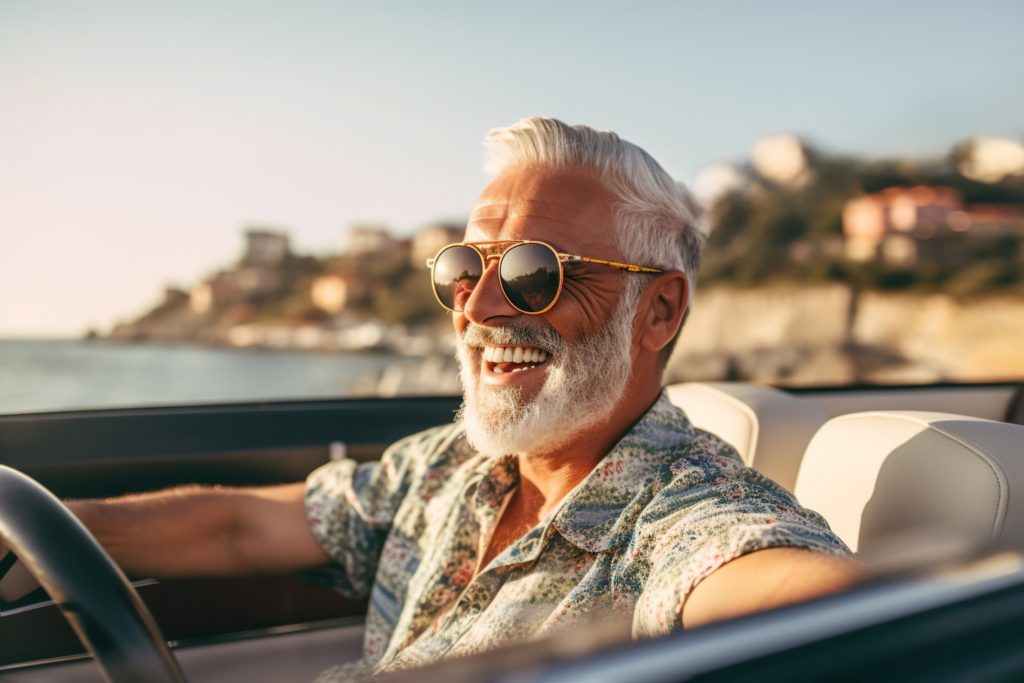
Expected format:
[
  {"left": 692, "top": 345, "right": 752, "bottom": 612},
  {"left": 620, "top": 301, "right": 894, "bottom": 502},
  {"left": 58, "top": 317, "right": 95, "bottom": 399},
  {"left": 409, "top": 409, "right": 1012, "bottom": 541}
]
[{"left": 0, "top": 338, "right": 434, "bottom": 415}]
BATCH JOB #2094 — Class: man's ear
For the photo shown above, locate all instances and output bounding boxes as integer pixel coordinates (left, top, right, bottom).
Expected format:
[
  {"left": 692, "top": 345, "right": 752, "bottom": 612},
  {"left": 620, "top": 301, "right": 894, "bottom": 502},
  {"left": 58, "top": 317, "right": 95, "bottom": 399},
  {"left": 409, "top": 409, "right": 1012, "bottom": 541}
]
[{"left": 638, "top": 271, "right": 689, "bottom": 353}]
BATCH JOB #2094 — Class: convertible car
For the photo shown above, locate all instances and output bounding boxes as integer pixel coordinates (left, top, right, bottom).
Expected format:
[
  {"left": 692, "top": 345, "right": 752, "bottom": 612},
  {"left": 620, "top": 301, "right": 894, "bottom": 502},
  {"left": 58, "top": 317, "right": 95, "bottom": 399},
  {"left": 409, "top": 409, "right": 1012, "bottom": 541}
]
[{"left": 1, "top": 379, "right": 1023, "bottom": 682}]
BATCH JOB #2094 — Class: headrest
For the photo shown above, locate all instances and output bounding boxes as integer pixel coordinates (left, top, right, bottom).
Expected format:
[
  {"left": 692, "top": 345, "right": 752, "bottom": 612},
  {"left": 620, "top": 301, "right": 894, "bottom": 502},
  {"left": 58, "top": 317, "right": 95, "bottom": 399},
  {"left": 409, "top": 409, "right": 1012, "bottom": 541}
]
[
  {"left": 665, "top": 382, "right": 828, "bottom": 492},
  {"left": 794, "top": 411, "right": 1024, "bottom": 554}
]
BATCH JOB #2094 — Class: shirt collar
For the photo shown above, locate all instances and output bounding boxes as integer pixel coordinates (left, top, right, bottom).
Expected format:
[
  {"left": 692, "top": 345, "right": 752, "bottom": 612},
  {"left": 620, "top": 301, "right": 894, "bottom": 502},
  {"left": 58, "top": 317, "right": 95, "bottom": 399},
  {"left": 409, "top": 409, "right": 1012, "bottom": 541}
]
[
  {"left": 550, "top": 392, "right": 697, "bottom": 553},
  {"left": 464, "top": 392, "right": 698, "bottom": 561}
]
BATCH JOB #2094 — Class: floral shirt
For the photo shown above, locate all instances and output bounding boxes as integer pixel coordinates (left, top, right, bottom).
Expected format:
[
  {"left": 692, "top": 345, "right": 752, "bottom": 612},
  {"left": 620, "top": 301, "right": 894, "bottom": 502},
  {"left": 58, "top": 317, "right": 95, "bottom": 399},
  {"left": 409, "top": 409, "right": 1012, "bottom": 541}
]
[{"left": 305, "top": 393, "right": 848, "bottom": 680}]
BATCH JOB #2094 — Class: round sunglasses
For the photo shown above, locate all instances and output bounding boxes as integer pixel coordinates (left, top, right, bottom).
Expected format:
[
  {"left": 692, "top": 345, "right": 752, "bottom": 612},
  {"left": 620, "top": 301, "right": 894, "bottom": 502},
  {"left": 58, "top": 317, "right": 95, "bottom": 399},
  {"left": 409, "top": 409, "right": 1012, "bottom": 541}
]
[{"left": 426, "top": 240, "right": 662, "bottom": 315}]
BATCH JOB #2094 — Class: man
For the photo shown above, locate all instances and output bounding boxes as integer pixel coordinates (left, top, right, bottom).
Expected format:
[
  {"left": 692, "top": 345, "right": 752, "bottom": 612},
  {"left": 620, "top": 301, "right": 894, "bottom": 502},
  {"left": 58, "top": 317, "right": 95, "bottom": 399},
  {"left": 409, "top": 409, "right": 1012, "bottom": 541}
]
[{"left": 1, "top": 118, "right": 857, "bottom": 679}]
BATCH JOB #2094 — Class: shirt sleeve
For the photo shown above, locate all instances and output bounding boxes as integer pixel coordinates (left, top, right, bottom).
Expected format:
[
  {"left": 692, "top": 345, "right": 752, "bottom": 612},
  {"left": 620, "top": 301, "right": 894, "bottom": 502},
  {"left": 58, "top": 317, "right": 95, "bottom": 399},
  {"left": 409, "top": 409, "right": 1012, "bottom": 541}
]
[
  {"left": 304, "top": 433, "right": 425, "bottom": 600},
  {"left": 632, "top": 450, "right": 850, "bottom": 637}
]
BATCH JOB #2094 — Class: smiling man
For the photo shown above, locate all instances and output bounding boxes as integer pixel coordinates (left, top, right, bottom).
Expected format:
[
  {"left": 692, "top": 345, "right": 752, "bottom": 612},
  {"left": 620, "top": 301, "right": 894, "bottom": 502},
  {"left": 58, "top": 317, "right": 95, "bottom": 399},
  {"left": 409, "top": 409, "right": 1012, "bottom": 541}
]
[
  {"left": 1, "top": 118, "right": 857, "bottom": 680},
  {"left": 304, "top": 118, "right": 857, "bottom": 678}
]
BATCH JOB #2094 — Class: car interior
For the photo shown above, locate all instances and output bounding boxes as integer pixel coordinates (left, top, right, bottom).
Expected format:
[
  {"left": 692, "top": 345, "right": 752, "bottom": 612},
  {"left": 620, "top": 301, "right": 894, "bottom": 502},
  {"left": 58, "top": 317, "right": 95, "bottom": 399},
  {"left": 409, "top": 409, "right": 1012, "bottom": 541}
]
[{"left": 1, "top": 380, "right": 1023, "bottom": 681}]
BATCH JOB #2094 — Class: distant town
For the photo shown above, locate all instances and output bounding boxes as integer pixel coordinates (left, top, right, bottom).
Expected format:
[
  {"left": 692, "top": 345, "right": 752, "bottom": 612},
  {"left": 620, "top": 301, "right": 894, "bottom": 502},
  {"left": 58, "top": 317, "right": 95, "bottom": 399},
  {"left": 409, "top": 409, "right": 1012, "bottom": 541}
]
[
  {"left": 696, "top": 134, "right": 1024, "bottom": 294},
  {"left": 108, "top": 222, "right": 462, "bottom": 354},
  {"left": 106, "top": 134, "right": 1024, "bottom": 388}
]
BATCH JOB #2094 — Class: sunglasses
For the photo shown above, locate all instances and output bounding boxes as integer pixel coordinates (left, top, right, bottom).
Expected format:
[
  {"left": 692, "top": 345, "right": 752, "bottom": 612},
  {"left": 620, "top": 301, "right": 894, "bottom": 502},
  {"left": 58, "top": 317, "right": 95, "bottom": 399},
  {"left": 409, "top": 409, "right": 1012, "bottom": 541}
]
[{"left": 426, "top": 240, "right": 662, "bottom": 315}]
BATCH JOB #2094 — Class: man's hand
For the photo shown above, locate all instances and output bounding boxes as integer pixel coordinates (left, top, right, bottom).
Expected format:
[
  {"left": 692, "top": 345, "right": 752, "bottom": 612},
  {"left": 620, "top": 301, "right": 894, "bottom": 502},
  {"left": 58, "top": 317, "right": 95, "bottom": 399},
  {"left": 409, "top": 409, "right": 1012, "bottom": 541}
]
[
  {"left": 681, "top": 548, "right": 861, "bottom": 629},
  {"left": 0, "top": 541, "right": 40, "bottom": 605}
]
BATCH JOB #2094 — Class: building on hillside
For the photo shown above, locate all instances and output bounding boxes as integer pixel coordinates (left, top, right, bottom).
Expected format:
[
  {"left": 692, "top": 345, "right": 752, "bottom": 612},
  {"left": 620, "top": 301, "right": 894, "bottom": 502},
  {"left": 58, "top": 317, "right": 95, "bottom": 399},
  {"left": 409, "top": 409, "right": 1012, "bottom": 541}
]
[
  {"left": 346, "top": 226, "right": 398, "bottom": 255},
  {"left": 955, "top": 137, "right": 1024, "bottom": 183},
  {"left": 190, "top": 282, "right": 214, "bottom": 315},
  {"left": 191, "top": 271, "right": 240, "bottom": 314},
  {"left": 962, "top": 204, "right": 1024, "bottom": 236},
  {"left": 190, "top": 255, "right": 287, "bottom": 315},
  {"left": 751, "top": 134, "right": 812, "bottom": 188},
  {"left": 242, "top": 228, "right": 291, "bottom": 267},
  {"left": 412, "top": 224, "right": 465, "bottom": 264},
  {"left": 162, "top": 286, "right": 189, "bottom": 308},
  {"left": 313, "top": 272, "right": 374, "bottom": 315},
  {"left": 310, "top": 274, "right": 346, "bottom": 315},
  {"left": 842, "top": 186, "right": 1024, "bottom": 265},
  {"left": 234, "top": 266, "right": 283, "bottom": 298}
]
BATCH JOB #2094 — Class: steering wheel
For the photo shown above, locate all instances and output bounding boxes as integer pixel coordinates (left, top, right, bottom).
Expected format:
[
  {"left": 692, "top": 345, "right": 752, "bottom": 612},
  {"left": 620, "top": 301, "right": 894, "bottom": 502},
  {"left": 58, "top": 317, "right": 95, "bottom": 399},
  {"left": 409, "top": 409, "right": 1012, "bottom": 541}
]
[{"left": 0, "top": 465, "right": 187, "bottom": 683}]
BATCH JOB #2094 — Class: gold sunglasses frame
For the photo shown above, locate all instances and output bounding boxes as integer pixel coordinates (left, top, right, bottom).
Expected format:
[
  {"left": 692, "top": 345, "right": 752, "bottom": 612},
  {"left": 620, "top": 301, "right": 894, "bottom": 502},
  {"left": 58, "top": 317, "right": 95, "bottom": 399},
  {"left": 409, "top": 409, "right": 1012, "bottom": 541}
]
[{"left": 426, "top": 240, "right": 662, "bottom": 315}]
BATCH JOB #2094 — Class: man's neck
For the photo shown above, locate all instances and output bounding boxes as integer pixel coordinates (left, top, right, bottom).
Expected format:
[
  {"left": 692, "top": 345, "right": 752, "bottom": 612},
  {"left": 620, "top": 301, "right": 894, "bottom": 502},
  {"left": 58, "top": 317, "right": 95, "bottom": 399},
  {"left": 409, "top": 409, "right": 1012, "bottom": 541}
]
[
  {"left": 514, "top": 449, "right": 603, "bottom": 517},
  {"left": 514, "top": 383, "right": 662, "bottom": 515},
  {"left": 477, "top": 383, "right": 662, "bottom": 572}
]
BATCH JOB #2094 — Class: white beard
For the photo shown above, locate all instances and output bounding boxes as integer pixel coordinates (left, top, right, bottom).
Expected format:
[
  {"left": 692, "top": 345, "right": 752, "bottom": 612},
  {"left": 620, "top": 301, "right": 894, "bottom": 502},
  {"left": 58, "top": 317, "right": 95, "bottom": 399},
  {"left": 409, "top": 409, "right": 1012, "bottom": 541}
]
[{"left": 455, "top": 289, "right": 638, "bottom": 457}]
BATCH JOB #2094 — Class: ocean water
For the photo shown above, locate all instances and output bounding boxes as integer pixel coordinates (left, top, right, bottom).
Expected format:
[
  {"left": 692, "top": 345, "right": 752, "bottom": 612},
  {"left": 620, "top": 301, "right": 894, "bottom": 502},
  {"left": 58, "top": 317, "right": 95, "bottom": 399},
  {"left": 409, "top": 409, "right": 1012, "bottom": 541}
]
[{"left": 0, "top": 338, "right": 431, "bottom": 415}]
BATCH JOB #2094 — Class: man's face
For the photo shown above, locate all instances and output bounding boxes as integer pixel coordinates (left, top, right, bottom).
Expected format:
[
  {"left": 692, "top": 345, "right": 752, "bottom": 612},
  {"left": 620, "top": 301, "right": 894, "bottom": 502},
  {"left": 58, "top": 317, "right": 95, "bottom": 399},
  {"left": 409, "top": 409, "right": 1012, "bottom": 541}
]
[{"left": 453, "top": 166, "right": 640, "bottom": 457}]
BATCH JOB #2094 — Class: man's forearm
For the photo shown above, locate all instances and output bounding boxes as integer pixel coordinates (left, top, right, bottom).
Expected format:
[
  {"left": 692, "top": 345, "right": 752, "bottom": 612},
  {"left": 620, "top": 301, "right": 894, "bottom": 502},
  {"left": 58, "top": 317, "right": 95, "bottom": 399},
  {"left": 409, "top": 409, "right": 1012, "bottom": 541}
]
[
  {"left": 681, "top": 548, "right": 861, "bottom": 629},
  {"left": 68, "top": 483, "right": 329, "bottom": 579}
]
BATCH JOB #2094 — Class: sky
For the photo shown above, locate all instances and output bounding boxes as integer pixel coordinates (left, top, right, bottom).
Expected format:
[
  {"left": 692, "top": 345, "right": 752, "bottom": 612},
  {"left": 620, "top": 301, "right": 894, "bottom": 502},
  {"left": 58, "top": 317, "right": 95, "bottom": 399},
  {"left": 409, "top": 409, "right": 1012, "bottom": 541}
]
[{"left": 2, "top": 0, "right": 1023, "bottom": 336}]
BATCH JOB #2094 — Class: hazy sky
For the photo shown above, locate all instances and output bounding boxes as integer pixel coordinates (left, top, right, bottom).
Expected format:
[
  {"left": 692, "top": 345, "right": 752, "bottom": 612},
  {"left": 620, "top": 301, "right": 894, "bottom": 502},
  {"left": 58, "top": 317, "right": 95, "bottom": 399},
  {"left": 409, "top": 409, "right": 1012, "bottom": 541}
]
[{"left": 2, "top": 0, "right": 1023, "bottom": 336}]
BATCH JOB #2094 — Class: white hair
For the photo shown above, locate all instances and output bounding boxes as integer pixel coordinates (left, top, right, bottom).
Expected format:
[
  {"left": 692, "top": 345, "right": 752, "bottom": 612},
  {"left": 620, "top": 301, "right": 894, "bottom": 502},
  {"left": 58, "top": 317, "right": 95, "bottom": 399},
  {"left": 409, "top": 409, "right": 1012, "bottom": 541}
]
[{"left": 482, "top": 117, "right": 705, "bottom": 290}]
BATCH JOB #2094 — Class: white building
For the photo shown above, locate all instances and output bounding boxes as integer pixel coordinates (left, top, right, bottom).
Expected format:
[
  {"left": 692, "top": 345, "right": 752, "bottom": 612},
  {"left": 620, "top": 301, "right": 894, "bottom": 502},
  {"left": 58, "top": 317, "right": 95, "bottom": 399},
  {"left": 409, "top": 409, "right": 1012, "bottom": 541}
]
[
  {"left": 957, "top": 137, "right": 1024, "bottom": 183},
  {"left": 242, "top": 228, "right": 290, "bottom": 266},
  {"left": 412, "top": 224, "right": 465, "bottom": 264},
  {"left": 751, "top": 134, "right": 811, "bottom": 187}
]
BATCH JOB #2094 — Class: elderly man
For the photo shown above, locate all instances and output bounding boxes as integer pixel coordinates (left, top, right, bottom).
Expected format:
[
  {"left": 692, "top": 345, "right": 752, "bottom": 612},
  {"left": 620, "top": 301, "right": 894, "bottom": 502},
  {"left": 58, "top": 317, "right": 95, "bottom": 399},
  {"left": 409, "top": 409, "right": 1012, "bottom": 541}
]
[{"left": 1, "top": 118, "right": 855, "bottom": 678}]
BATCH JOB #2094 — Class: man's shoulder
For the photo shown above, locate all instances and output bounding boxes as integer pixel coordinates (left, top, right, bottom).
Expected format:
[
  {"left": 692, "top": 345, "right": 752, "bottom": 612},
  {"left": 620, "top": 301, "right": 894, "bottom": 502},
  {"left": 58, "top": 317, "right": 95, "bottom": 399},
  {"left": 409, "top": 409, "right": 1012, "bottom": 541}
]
[
  {"left": 380, "top": 421, "right": 478, "bottom": 479},
  {"left": 640, "top": 419, "right": 844, "bottom": 550},
  {"left": 627, "top": 393, "right": 747, "bottom": 481},
  {"left": 663, "top": 425, "right": 749, "bottom": 484},
  {"left": 386, "top": 421, "right": 464, "bottom": 456},
  {"left": 631, "top": 396, "right": 806, "bottom": 515}
]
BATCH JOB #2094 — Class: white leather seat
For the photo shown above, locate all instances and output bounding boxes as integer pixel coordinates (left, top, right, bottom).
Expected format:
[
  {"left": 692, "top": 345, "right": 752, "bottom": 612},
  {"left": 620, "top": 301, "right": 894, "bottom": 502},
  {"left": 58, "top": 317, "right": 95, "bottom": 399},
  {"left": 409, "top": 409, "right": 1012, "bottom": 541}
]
[
  {"left": 795, "top": 411, "right": 1024, "bottom": 556},
  {"left": 665, "top": 382, "right": 828, "bottom": 492}
]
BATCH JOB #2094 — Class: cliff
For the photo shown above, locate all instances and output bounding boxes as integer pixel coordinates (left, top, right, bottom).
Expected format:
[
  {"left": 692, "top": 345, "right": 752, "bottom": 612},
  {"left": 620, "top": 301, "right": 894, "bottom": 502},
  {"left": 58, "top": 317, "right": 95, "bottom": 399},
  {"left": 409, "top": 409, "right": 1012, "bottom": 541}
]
[{"left": 665, "top": 285, "right": 1024, "bottom": 386}]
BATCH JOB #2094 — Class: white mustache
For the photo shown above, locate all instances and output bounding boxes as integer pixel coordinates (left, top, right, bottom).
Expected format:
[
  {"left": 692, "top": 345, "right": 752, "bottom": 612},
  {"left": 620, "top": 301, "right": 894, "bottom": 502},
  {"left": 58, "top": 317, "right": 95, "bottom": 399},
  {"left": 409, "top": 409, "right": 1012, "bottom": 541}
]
[{"left": 460, "top": 322, "right": 565, "bottom": 356}]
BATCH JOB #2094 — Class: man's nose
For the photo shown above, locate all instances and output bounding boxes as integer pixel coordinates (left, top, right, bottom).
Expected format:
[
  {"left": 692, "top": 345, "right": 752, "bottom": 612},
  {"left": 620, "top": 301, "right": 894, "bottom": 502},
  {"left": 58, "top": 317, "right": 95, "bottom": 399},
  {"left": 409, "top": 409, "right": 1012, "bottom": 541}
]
[{"left": 461, "top": 260, "right": 520, "bottom": 324}]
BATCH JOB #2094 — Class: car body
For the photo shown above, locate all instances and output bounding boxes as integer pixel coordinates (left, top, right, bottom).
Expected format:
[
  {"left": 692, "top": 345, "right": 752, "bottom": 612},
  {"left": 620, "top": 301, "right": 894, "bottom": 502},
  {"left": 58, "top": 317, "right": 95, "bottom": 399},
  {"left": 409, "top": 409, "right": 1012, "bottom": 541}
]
[{"left": 1, "top": 380, "right": 1023, "bottom": 682}]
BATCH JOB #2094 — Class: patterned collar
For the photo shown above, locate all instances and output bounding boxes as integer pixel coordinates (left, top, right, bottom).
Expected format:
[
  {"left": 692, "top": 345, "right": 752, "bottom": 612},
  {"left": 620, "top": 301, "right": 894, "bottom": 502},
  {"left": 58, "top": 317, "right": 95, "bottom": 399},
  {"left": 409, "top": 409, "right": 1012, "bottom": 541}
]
[{"left": 469, "top": 392, "right": 698, "bottom": 564}]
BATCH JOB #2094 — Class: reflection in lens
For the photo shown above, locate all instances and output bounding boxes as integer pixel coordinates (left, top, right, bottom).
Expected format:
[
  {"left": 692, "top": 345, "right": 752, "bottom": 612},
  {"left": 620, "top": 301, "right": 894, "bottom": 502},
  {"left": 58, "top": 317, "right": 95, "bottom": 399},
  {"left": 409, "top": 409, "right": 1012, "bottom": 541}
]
[
  {"left": 500, "top": 243, "right": 560, "bottom": 313},
  {"left": 433, "top": 246, "right": 482, "bottom": 311}
]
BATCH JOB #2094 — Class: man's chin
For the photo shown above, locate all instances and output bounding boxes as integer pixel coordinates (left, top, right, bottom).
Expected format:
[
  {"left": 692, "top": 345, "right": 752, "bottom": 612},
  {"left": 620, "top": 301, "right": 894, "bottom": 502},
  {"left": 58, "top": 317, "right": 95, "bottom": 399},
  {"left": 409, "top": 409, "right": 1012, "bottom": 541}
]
[
  {"left": 454, "top": 311, "right": 634, "bottom": 458},
  {"left": 459, "top": 384, "right": 607, "bottom": 458}
]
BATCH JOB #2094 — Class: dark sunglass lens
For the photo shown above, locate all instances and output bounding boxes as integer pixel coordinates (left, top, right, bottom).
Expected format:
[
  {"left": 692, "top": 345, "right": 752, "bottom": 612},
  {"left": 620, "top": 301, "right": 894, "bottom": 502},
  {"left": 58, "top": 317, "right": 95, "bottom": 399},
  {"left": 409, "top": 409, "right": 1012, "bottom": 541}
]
[
  {"left": 499, "top": 243, "right": 560, "bottom": 313},
  {"left": 433, "top": 246, "right": 482, "bottom": 311}
]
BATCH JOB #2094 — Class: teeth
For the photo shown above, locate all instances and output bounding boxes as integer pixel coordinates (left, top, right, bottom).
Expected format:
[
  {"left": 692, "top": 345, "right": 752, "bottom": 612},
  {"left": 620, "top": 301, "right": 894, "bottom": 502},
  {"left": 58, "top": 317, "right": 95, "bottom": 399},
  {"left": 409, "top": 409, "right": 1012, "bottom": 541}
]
[{"left": 481, "top": 346, "right": 550, "bottom": 367}]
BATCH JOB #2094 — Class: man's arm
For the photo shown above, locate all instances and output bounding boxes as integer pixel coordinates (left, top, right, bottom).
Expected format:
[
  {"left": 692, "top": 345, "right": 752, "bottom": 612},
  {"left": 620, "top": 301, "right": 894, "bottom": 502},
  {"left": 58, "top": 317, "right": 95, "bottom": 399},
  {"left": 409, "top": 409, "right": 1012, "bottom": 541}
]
[
  {"left": 68, "top": 483, "right": 331, "bottom": 579},
  {"left": 681, "top": 548, "right": 861, "bottom": 629},
  {"left": 2, "top": 483, "right": 329, "bottom": 603}
]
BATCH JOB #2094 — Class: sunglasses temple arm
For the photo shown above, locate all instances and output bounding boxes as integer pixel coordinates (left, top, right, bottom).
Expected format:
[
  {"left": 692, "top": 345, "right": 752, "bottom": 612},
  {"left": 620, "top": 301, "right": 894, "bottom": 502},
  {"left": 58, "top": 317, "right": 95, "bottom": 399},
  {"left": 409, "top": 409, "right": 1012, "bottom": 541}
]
[{"left": 561, "top": 254, "right": 661, "bottom": 273}]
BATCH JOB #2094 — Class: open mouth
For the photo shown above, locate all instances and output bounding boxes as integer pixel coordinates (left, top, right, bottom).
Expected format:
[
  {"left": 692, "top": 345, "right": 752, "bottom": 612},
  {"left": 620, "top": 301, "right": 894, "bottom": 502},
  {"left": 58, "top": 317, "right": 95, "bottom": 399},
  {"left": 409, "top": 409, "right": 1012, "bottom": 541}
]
[{"left": 481, "top": 345, "right": 550, "bottom": 374}]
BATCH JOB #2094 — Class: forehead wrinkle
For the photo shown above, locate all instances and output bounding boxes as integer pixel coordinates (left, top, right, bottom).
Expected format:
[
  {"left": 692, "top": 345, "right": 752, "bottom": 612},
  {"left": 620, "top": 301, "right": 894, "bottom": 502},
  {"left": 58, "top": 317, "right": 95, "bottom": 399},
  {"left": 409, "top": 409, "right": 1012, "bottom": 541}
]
[
  {"left": 504, "top": 213, "right": 581, "bottom": 229},
  {"left": 474, "top": 197, "right": 591, "bottom": 211},
  {"left": 468, "top": 214, "right": 579, "bottom": 233},
  {"left": 466, "top": 215, "right": 585, "bottom": 249},
  {"left": 468, "top": 211, "right": 580, "bottom": 238},
  {"left": 471, "top": 197, "right": 605, "bottom": 219}
]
